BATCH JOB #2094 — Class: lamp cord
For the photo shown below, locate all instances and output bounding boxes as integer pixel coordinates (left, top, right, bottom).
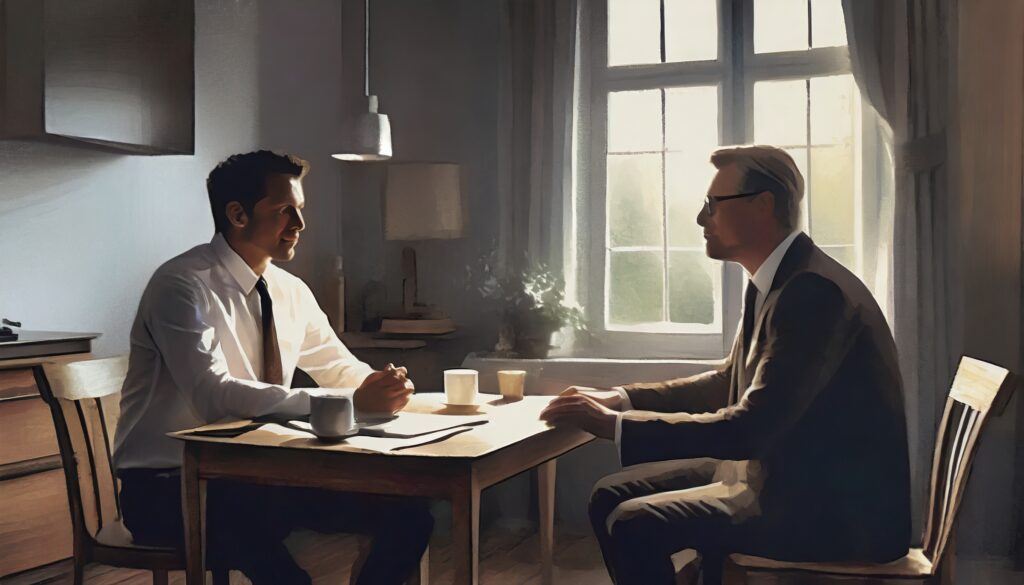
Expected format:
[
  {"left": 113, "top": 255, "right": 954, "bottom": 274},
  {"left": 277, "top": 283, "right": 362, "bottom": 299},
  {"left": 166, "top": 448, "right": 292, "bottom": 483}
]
[{"left": 364, "top": 0, "right": 370, "bottom": 97}]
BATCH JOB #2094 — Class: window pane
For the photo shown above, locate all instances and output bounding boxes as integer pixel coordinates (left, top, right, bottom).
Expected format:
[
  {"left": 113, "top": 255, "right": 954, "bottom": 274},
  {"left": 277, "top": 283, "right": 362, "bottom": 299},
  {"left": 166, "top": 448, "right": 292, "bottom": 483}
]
[
  {"left": 665, "top": 85, "right": 719, "bottom": 152},
  {"left": 608, "top": 90, "right": 662, "bottom": 153},
  {"left": 810, "top": 74, "right": 855, "bottom": 145},
  {"left": 664, "top": 0, "right": 718, "bottom": 62},
  {"left": 608, "top": 154, "right": 664, "bottom": 247},
  {"left": 608, "top": 0, "right": 661, "bottom": 66},
  {"left": 668, "top": 251, "right": 716, "bottom": 324},
  {"left": 811, "top": 0, "right": 848, "bottom": 48},
  {"left": 665, "top": 151, "right": 714, "bottom": 247},
  {"left": 809, "top": 144, "right": 854, "bottom": 245},
  {"left": 755, "top": 0, "right": 809, "bottom": 54},
  {"left": 754, "top": 79, "right": 807, "bottom": 146},
  {"left": 609, "top": 250, "right": 664, "bottom": 325}
]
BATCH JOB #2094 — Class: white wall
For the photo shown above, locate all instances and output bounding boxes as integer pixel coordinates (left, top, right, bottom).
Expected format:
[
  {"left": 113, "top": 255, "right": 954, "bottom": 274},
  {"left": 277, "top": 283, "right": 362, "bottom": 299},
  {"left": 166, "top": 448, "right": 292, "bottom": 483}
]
[{"left": 0, "top": 0, "right": 347, "bottom": 357}]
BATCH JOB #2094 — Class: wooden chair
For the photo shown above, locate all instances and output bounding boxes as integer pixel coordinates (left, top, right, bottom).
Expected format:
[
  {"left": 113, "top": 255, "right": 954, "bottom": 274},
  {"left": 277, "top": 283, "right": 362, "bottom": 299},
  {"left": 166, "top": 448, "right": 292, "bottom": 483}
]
[
  {"left": 672, "top": 356, "right": 1018, "bottom": 585},
  {"left": 35, "top": 356, "right": 229, "bottom": 585}
]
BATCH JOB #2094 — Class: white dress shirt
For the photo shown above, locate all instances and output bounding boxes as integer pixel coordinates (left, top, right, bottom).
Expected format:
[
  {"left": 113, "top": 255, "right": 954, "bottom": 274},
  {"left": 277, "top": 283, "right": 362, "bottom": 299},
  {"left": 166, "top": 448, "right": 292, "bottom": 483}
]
[
  {"left": 113, "top": 233, "right": 375, "bottom": 470},
  {"left": 611, "top": 231, "right": 802, "bottom": 455}
]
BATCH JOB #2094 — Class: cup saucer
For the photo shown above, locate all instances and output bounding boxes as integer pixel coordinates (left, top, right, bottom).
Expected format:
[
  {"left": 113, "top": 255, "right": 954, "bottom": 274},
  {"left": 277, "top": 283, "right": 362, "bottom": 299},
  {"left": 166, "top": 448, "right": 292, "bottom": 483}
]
[
  {"left": 283, "top": 420, "right": 361, "bottom": 441},
  {"left": 441, "top": 401, "right": 483, "bottom": 414}
]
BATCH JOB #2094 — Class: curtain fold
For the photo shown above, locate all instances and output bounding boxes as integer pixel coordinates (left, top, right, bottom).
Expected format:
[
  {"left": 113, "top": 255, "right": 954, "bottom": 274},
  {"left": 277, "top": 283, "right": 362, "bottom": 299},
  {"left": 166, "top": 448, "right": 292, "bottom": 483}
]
[
  {"left": 843, "top": 0, "right": 960, "bottom": 545},
  {"left": 496, "top": 0, "right": 580, "bottom": 276}
]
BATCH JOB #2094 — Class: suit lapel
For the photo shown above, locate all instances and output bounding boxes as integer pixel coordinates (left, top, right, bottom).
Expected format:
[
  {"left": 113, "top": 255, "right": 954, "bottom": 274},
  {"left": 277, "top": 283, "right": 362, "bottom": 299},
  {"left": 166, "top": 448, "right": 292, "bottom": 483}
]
[{"left": 741, "top": 233, "right": 816, "bottom": 384}]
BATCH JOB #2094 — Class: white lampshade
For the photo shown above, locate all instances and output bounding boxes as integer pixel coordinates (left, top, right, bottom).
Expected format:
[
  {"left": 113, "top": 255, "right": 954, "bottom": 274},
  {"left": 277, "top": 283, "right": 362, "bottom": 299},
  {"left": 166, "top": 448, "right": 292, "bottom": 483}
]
[
  {"left": 384, "top": 163, "right": 465, "bottom": 240},
  {"left": 332, "top": 95, "right": 392, "bottom": 161}
]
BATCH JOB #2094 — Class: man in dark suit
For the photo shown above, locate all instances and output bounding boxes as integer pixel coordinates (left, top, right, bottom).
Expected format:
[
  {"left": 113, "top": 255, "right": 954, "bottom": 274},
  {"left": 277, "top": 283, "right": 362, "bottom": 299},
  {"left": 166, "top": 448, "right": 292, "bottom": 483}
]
[{"left": 540, "top": 145, "right": 911, "bottom": 585}]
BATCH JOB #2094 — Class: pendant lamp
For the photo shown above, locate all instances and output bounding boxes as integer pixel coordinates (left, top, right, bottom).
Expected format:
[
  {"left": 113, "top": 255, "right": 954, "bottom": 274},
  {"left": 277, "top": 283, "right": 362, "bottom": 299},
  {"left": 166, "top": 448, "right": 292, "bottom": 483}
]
[{"left": 332, "top": 0, "right": 392, "bottom": 161}]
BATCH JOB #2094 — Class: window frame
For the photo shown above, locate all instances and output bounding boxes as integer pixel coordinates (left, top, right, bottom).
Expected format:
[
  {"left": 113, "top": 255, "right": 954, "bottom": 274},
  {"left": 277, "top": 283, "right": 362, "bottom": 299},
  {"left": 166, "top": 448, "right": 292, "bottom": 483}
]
[{"left": 573, "top": 0, "right": 870, "bottom": 360}]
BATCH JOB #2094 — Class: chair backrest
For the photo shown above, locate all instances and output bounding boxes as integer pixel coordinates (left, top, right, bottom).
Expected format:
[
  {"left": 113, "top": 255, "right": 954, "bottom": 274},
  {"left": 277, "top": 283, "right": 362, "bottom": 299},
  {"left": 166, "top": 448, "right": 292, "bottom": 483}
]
[
  {"left": 921, "top": 356, "right": 1017, "bottom": 566},
  {"left": 35, "top": 356, "right": 129, "bottom": 546}
]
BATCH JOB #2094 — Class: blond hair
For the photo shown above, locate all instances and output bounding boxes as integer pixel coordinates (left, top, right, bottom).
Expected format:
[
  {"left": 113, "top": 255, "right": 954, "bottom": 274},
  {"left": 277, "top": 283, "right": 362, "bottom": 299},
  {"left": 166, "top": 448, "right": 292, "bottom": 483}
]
[{"left": 710, "top": 145, "right": 805, "bottom": 230}]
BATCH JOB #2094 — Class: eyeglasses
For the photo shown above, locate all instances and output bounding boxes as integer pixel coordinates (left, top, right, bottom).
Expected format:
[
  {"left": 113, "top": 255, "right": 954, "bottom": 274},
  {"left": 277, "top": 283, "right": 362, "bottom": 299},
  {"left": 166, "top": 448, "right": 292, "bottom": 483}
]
[{"left": 702, "top": 191, "right": 762, "bottom": 216}]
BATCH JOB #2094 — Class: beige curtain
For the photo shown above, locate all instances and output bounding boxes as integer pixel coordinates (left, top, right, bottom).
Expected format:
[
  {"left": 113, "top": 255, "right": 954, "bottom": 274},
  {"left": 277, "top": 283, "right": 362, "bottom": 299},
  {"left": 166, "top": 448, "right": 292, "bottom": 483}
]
[
  {"left": 843, "top": 0, "right": 959, "bottom": 542},
  {"left": 496, "top": 0, "right": 580, "bottom": 275}
]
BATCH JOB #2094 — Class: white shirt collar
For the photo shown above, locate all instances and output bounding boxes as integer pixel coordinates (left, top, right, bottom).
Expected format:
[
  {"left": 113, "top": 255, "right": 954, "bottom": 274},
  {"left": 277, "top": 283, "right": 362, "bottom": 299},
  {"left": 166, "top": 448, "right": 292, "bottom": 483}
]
[
  {"left": 747, "top": 230, "right": 802, "bottom": 295},
  {"left": 211, "top": 233, "right": 260, "bottom": 294}
]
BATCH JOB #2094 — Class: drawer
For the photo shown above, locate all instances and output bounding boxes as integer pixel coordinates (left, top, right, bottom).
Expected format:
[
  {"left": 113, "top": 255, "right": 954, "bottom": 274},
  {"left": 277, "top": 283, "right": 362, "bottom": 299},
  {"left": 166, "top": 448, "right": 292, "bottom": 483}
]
[
  {"left": 0, "top": 397, "right": 60, "bottom": 467},
  {"left": 0, "top": 468, "right": 73, "bottom": 577},
  {"left": 0, "top": 369, "right": 36, "bottom": 401}
]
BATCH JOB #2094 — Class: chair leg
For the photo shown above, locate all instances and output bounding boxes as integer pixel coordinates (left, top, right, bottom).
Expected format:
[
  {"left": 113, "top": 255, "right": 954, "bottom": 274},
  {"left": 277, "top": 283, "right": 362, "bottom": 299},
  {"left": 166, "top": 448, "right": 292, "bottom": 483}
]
[
  {"left": 212, "top": 569, "right": 231, "bottom": 585},
  {"left": 152, "top": 569, "right": 168, "bottom": 585},
  {"left": 408, "top": 545, "right": 429, "bottom": 585},
  {"left": 350, "top": 536, "right": 372, "bottom": 585},
  {"left": 73, "top": 558, "right": 85, "bottom": 585}
]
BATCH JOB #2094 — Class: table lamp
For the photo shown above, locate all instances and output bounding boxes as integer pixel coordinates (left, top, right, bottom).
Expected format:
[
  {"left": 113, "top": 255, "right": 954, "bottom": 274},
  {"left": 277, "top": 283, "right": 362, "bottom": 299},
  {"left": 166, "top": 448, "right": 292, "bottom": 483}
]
[{"left": 383, "top": 162, "right": 465, "bottom": 323}]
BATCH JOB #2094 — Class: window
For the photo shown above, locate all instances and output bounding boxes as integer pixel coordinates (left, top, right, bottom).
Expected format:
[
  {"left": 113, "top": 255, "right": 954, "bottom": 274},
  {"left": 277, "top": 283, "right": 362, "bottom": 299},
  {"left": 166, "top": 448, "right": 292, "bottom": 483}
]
[{"left": 573, "top": 0, "right": 886, "bottom": 359}]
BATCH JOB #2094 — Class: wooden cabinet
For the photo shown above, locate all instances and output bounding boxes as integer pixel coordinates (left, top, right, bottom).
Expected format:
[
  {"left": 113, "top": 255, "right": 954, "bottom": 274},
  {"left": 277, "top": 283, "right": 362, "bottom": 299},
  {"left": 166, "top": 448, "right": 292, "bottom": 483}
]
[
  {"left": 1, "top": 0, "right": 194, "bottom": 154},
  {"left": 0, "top": 352, "right": 90, "bottom": 578}
]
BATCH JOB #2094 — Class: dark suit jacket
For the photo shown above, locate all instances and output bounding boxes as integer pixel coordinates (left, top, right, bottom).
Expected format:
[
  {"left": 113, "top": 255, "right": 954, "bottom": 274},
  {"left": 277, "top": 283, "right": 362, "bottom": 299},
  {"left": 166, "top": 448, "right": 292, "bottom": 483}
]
[{"left": 619, "top": 233, "right": 911, "bottom": 562}]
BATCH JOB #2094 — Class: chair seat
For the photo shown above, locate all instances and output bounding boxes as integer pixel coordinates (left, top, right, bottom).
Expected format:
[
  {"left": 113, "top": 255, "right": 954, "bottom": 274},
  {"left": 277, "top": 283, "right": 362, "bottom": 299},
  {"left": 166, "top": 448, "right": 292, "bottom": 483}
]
[
  {"left": 95, "top": 519, "right": 179, "bottom": 553},
  {"left": 728, "top": 548, "right": 934, "bottom": 578}
]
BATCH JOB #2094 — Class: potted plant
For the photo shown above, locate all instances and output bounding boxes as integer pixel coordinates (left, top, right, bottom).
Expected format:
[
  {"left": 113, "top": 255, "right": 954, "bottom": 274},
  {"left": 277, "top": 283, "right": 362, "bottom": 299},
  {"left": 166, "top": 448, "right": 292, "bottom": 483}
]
[{"left": 467, "top": 250, "right": 585, "bottom": 358}]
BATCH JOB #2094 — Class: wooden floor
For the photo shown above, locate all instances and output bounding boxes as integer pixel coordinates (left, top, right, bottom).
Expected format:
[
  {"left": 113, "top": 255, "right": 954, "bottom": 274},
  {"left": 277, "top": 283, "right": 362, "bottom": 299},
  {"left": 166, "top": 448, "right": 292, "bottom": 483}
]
[
  {"left": 41, "top": 525, "right": 613, "bottom": 585},
  {"left": 10, "top": 527, "right": 1024, "bottom": 584}
]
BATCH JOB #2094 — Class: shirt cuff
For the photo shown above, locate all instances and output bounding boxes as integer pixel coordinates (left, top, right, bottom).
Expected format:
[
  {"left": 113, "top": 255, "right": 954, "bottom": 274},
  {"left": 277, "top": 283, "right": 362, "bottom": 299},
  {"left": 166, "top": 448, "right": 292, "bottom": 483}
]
[
  {"left": 614, "top": 412, "right": 625, "bottom": 466},
  {"left": 613, "top": 386, "right": 633, "bottom": 411}
]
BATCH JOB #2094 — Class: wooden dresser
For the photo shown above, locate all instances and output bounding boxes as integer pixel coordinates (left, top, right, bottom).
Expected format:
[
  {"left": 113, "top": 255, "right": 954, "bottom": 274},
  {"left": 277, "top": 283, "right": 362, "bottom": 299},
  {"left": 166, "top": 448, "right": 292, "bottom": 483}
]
[{"left": 0, "top": 333, "right": 96, "bottom": 579}]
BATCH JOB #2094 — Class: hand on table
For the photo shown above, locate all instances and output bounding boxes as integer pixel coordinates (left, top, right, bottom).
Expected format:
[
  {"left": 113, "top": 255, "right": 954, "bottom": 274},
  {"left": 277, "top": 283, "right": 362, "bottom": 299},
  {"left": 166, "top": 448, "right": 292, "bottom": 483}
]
[
  {"left": 354, "top": 363, "right": 414, "bottom": 414},
  {"left": 556, "top": 386, "right": 625, "bottom": 411},
  {"left": 539, "top": 389, "right": 617, "bottom": 440}
]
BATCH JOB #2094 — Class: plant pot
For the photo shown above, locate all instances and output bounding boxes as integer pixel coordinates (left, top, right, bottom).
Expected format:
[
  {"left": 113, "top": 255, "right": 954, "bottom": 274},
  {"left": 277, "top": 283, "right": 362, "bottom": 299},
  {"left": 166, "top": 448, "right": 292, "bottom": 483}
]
[{"left": 514, "top": 333, "right": 553, "bottom": 359}]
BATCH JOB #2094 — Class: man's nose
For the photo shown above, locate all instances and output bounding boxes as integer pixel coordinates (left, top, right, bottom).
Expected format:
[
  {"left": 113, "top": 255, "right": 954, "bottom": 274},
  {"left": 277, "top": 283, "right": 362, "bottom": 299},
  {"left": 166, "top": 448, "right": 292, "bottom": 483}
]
[
  {"left": 696, "top": 205, "right": 708, "bottom": 227},
  {"left": 293, "top": 209, "right": 306, "bottom": 232}
]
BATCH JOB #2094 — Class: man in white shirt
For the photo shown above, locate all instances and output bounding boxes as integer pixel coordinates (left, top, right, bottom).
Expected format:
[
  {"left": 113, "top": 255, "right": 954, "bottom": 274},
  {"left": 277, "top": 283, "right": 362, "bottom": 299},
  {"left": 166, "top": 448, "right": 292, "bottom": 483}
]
[
  {"left": 113, "top": 150, "right": 432, "bottom": 585},
  {"left": 540, "top": 146, "right": 910, "bottom": 584}
]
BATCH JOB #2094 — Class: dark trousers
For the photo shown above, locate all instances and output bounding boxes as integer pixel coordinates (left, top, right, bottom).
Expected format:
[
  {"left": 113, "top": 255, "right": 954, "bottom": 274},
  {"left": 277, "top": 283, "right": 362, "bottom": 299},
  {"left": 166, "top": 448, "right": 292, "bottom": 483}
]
[
  {"left": 119, "top": 468, "right": 433, "bottom": 585},
  {"left": 588, "top": 458, "right": 759, "bottom": 585}
]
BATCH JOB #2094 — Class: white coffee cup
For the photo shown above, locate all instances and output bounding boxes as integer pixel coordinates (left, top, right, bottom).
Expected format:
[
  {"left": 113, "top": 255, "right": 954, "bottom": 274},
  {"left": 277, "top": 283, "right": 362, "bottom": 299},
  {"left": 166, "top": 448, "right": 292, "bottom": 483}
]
[
  {"left": 444, "top": 369, "right": 479, "bottom": 405},
  {"left": 309, "top": 394, "right": 356, "bottom": 438},
  {"left": 497, "top": 370, "right": 527, "bottom": 400}
]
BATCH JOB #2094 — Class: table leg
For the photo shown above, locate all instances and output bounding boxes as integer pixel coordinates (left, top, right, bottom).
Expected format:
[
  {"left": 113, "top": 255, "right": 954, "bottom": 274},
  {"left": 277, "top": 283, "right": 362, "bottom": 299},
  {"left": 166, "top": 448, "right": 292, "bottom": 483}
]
[
  {"left": 181, "top": 444, "right": 206, "bottom": 585},
  {"left": 451, "top": 473, "right": 480, "bottom": 584},
  {"left": 538, "top": 459, "right": 556, "bottom": 585}
]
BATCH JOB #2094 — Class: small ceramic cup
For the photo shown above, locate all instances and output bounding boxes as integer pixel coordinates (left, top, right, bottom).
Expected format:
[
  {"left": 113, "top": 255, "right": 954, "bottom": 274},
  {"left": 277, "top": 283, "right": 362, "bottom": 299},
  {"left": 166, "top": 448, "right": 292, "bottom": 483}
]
[{"left": 309, "top": 394, "right": 356, "bottom": 438}]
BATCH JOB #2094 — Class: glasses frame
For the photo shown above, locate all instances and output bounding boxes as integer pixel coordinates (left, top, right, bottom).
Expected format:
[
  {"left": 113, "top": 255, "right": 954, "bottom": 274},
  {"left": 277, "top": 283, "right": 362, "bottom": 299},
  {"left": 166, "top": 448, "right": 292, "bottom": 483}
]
[{"left": 703, "top": 191, "right": 764, "bottom": 216}]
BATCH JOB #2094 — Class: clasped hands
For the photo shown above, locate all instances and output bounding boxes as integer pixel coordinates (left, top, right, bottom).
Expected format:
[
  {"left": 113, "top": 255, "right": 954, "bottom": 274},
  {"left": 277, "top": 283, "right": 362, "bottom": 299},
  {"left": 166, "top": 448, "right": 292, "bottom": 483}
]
[
  {"left": 539, "top": 386, "right": 621, "bottom": 440},
  {"left": 353, "top": 363, "right": 414, "bottom": 414}
]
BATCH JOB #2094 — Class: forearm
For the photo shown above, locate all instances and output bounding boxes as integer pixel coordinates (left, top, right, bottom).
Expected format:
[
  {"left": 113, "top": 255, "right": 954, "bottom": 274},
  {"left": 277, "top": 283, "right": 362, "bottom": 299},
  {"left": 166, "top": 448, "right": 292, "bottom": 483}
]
[{"left": 621, "top": 367, "right": 731, "bottom": 413}]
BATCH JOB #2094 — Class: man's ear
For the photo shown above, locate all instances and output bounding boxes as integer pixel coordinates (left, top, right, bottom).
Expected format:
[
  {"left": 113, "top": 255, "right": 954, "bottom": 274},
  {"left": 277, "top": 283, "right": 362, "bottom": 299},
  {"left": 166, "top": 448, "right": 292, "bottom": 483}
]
[
  {"left": 225, "top": 201, "right": 248, "bottom": 229},
  {"left": 756, "top": 190, "right": 775, "bottom": 217}
]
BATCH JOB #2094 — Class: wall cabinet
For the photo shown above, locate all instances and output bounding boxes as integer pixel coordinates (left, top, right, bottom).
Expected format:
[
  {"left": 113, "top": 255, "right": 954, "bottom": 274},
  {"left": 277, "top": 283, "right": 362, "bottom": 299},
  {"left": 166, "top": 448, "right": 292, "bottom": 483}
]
[{"left": 1, "top": 0, "right": 194, "bottom": 154}]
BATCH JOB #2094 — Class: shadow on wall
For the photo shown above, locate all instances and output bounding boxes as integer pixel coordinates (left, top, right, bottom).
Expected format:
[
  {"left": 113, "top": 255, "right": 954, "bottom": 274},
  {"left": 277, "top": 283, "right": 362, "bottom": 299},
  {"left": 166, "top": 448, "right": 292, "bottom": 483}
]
[{"left": 0, "top": 140, "right": 125, "bottom": 215}]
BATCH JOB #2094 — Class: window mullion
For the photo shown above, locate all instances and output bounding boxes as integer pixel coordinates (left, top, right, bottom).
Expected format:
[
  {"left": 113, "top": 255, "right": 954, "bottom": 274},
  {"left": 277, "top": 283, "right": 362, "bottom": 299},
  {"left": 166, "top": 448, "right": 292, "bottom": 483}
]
[{"left": 660, "top": 89, "right": 670, "bottom": 324}]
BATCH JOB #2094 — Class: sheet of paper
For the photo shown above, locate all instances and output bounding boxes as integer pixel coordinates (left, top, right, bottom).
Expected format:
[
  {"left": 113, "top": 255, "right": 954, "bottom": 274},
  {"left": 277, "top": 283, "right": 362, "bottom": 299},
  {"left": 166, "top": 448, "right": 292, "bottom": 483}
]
[
  {"left": 243, "top": 422, "right": 477, "bottom": 453},
  {"left": 357, "top": 412, "right": 487, "bottom": 438}
]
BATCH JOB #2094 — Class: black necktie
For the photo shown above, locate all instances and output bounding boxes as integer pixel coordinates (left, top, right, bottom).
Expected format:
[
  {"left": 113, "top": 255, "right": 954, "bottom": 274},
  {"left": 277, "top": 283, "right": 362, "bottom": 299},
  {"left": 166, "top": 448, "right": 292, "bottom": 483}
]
[
  {"left": 254, "top": 277, "right": 283, "bottom": 385},
  {"left": 742, "top": 281, "right": 758, "bottom": 351}
]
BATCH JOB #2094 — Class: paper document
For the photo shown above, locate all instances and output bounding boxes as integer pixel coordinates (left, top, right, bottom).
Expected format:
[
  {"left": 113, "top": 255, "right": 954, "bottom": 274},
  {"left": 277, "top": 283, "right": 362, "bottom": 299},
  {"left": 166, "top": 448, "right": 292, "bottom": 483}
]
[{"left": 357, "top": 412, "right": 487, "bottom": 438}]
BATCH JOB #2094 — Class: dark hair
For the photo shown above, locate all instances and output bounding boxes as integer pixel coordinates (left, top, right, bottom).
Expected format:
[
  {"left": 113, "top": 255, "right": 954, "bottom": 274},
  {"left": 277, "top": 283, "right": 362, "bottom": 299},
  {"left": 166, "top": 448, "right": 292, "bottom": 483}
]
[{"left": 206, "top": 150, "right": 310, "bottom": 233}]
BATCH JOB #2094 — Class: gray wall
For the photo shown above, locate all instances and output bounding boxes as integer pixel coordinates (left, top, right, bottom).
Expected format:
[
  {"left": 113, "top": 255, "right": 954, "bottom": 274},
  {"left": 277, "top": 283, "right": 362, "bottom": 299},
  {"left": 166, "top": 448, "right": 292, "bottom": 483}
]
[
  {"left": 0, "top": 0, "right": 346, "bottom": 355},
  {"left": 339, "top": 0, "right": 502, "bottom": 390}
]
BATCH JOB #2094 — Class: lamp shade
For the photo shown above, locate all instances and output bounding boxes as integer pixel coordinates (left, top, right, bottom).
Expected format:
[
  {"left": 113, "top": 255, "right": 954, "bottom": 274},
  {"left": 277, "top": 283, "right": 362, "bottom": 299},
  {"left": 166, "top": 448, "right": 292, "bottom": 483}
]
[
  {"left": 384, "top": 163, "right": 465, "bottom": 240},
  {"left": 332, "top": 95, "right": 392, "bottom": 161}
]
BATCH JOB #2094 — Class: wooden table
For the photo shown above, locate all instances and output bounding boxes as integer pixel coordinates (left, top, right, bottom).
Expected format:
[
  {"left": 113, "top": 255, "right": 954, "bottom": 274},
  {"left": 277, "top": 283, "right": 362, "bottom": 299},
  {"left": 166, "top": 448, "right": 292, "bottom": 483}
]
[{"left": 172, "top": 394, "right": 593, "bottom": 585}]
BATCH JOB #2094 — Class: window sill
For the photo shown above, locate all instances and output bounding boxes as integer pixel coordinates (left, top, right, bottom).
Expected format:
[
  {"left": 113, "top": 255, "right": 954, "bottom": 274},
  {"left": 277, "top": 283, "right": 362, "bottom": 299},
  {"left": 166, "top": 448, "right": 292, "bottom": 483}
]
[{"left": 461, "top": 352, "right": 719, "bottom": 396}]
